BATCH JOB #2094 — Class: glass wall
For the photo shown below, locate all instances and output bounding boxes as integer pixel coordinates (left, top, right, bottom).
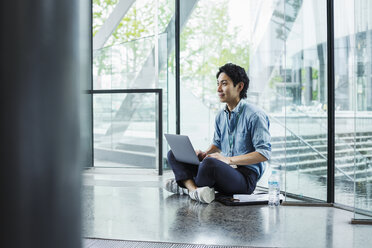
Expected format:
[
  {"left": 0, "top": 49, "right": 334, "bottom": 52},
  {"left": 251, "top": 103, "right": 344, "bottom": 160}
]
[
  {"left": 91, "top": 0, "right": 372, "bottom": 216},
  {"left": 92, "top": 0, "right": 175, "bottom": 170},
  {"left": 245, "top": 0, "right": 329, "bottom": 201},
  {"left": 333, "top": 0, "right": 372, "bottom": 217},
  {"left": 334, "top": 0, "right": 357, "bottom": 209},
  {"left": 180, "top": 0, "right": 329, "bottom": 202},
  {"left": 281, "top": 0, "right": 328, "bottom": 201},
  {"left": 180, "top": 0, "right": 252, "bottom": 149},
  {"left": 242, "top": 0, "right": 287, "bottom": 191},
  {"left": 353, "top": 0, "right": 372, "bottom": 219},
  {"left": 93, "top": 93, "right": 160, "bottom": 168}
]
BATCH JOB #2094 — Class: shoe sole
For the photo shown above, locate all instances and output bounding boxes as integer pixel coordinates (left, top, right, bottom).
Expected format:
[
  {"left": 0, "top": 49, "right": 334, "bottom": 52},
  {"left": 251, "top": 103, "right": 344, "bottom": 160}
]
[
  {"left": 165, "top": 180, "right": 188, "bottom": 195},
  {"left": 198, "top": 187, "right": 215, "bottom": 203}
]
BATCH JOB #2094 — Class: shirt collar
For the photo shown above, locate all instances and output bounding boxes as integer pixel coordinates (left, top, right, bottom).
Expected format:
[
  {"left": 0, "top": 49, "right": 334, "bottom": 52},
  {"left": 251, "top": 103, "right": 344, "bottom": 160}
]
[{"left": 224, "top": 99, "right": 245, "bottom": 114}]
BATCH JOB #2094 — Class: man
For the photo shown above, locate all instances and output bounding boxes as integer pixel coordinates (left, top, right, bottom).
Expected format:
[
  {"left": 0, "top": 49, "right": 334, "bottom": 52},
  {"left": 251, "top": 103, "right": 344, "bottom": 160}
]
[{"left": 165, "top": 63, "right": 271, "bottom": 203}]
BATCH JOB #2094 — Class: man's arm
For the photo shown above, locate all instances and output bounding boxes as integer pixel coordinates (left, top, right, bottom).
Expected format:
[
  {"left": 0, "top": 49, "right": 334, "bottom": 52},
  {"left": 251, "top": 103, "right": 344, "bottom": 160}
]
[
  {"left": 207, "top": 151, "right": 267, "bottom": 165},
  {"left": 230, "top": 151, "right": 267, "bottom": 164},
  {"left": 205, "top": 144, "right": 221, "bottom": 154},
  {"left": 196, "top": 144, "right": 221, "bottom": 161}
]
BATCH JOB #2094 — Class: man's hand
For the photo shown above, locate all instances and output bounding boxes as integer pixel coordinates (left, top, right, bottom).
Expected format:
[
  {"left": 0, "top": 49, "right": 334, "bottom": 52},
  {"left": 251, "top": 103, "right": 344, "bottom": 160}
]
[
  {"left": 206, "top": 152, "right": 231, "bottom": 165},
  {"left": 195, "top": 150, "right": 207, "bottom": 161}
]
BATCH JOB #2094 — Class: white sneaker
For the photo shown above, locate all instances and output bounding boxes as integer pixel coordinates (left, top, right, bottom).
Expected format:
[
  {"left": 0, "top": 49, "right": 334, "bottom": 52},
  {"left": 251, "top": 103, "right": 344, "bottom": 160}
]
[
  {"left": 165, "top": 178, "right": 188, "bottom": 195},
  {"left": 189, "top": 186, "right": 215, "bottom": 204}
]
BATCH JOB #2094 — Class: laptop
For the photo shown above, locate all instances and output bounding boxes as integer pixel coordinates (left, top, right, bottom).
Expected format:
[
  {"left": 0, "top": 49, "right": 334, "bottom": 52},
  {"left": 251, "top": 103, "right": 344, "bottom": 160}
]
[{"left": 164, "top": 134, "right": 200, "bottom": 165}]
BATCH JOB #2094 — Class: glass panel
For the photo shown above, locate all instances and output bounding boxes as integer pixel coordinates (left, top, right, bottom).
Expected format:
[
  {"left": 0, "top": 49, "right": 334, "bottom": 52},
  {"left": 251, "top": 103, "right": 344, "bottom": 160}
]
[
  {"left": 93, "top": 0, "right": 175, "bottom": 170},
  {"left": 253, "top": 0, "right": 328, "bottom": 201},
  {"left": 354, "top": 0, "right": 372, "bottom": 219},
  {"left": 334, "top": 0, "right": 357, "bottom": 208},
  {"left": 180, "top": 0, "right": 252, "bottom": 149},
  {"left": 93, "top": 46, "right": 112, "bottom": 89},
  {"left": 92, "top": 0, "right": 120, "bottom": 37},
  {"left": 249, "top": 0, "right": 286, "bottom": 190},
  {"left": 280, "top": 0, "right": 328, "bottom": 201},
  {"left": 93, "top": 0, "right": 174, "bottom": 47},
  {"left": 93, "top": 93, "right": 159, "bottom": 169},
  {"left": 180, "top": 0, "right": 328, "bottom": 201},
  {"left": 93, "top": 36, "right": 159, "bottom": 90},
  {"left": 334, "top": 0, "right": 372, "bottom": 217}
]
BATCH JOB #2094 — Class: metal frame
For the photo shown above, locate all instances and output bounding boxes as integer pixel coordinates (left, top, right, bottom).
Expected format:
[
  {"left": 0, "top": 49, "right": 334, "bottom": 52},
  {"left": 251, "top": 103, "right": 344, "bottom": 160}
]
[
  {"left": 327, "top": 0, "right": 335, "bottom": 204},
  {"left": 90, "top": 0, "right": 94, "bottom": 168},
  {"left": 175, "top": 0, "right": 180, "bottom": 135},
  {"left": 333, "top": 203, "right": 372, "bottom": 219},
  {"left": 351, "top": 219, "right": 372, "bottom": 225},
  {"left": 89, "top": 89, "right": 163, "bottom": 175}
]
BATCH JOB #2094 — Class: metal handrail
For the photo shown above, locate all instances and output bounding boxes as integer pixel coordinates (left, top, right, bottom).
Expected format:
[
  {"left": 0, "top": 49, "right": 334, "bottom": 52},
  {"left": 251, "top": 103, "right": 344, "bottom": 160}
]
[
  {"left": 268, "top": 88, "right": 370, "bottom": 167},
  {"left": 269, "top": 114, "right": 354, "bottom": 181}
]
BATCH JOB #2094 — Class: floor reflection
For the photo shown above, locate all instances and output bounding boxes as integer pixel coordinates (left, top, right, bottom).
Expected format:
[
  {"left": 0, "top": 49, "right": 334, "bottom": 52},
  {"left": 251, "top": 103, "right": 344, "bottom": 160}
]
[{"left": 82, "top": 168, "right": 372, "bottom": 247}]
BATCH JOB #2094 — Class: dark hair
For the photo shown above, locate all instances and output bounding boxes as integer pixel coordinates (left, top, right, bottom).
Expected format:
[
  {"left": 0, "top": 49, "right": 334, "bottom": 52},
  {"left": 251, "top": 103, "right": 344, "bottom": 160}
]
[{"left": 216, "top": 63, "right": 249, "bottom": 99}]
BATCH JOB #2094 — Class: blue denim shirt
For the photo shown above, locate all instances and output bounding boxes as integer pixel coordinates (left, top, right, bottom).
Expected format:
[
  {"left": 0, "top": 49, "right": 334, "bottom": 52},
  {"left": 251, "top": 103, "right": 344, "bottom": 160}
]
[{"left": 212, "top": 100, "right": 271, "bottom": 180}]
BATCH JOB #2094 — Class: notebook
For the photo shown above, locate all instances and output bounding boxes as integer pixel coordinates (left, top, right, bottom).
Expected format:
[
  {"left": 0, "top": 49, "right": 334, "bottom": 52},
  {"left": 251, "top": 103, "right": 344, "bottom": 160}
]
[{"left": 216, "top": 193, "right": 284, "bottom": 206}]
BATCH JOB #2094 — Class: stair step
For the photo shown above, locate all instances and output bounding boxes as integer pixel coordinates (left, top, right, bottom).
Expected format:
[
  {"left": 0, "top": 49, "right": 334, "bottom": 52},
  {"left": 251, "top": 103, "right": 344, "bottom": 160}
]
[
  {"left": 271, "top": 135, "right": 372, "bottom": 145},
  {"left": 297, "top": 161, "right": 369, "bottom": 174},
  {"left": 94, "top": 147, "right": 156, "bottom": 168},
  {"left": 271, "top": 148, "right": 372, "bottom": 161},
  {"left": 115, "top": 143, "right": 155, "bottom": 153},
  {"left": 272, "top": 154, "right": 372, "bottom": 169},
  {"left": 271, "top": 141, "right": 372, "bottom": 153},
  {"left": 269, "top": 132, "right": 372, "bottom": 182},
  {"left": 271, "top": 162, "right": 372, "bottom": 182}
]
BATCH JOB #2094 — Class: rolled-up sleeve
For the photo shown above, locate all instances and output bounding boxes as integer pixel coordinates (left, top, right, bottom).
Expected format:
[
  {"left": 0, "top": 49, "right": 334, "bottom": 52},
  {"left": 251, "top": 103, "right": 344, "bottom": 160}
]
[
  {"left": 212, "top": 115, "right": 222, "bottom": 150},
  {"left": 250, "top": 111, "right": 271, "bottom": 160}
]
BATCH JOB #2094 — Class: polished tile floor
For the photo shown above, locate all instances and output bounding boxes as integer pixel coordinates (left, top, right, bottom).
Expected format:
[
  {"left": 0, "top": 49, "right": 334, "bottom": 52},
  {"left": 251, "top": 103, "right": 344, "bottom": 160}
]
[{"left": 82, "top": 168, "right": 372, "bottom": 248}]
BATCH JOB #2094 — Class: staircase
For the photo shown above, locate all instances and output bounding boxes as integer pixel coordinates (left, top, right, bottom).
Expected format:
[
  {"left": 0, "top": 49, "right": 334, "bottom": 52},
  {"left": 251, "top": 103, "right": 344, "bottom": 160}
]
[
  {"left": 270, "top": 132, "right": 372, "bottom": 183},
  {"left": 94, "top": 140, "right": 157, "bottom": 168},
  {"left": 94, "top": 134, "right": 157, "bottom": 169}
]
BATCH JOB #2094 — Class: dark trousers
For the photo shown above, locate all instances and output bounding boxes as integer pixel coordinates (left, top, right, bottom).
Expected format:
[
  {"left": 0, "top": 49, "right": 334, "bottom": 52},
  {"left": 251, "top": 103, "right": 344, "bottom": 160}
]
[{"left": 167, "top": 150, "right": 257, "bottom": 195}]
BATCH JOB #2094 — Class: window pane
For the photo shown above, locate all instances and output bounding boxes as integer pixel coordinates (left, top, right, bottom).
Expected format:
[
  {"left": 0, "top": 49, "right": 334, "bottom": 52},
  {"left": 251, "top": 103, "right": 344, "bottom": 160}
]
[
  {"left": 180, "top": 0, "right": 251, "bottom": 149},
  {"left": 334, "top": 0, "right": 358, "bottom": 208},
  {"left": 253, "top": 0, "right": 328, "bottom": 201},
  {"left": 354, "top": 0, "right": 372, "bottom": 218},
  {"left": 92, "top": 0, "right": 175, "bottom": 169},
  {"left": 249, "top": 0, "right": 286, "bottom": 190},
  {"left": 334, "top": 0, "right": 372, "bottom": 218},
  {"left": 93, "top": 93, "right": 159, "bottom": 169},
  {"left": 180, "top": 0, "right": 329, "bottom": 201},
  {"left": 282, "top": 0, "right": 328, "bottom": 201}
]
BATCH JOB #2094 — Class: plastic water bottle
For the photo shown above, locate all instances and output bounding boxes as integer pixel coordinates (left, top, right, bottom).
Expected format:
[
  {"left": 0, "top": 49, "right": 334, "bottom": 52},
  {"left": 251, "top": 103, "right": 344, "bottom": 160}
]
[{"left": 268, "top": 170, "right": 280, "bottom": 206}]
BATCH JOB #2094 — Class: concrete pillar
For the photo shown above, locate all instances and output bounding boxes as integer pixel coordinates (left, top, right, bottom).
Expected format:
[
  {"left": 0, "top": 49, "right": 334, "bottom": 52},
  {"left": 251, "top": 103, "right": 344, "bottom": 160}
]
[
  {"left": 294, "top": 68, "right": 302, "bottom": 105},
  {"left": 317, "top": 43, "right": 327, "bottom": 104},
  {"left": 305, "top": 66, "right": 313, "bottom": 105},
  {"left": 0, "top": 0, "right": 91, "bottom": 247}
]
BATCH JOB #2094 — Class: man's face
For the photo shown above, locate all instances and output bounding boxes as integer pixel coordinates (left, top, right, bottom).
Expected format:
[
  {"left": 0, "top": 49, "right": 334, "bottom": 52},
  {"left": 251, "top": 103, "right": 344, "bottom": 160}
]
[{"left": 217, "top": 72, "right": 242, "bottom": 103}]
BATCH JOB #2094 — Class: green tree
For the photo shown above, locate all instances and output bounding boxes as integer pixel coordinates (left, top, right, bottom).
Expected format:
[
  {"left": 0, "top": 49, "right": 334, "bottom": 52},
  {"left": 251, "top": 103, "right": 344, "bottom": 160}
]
[
  {"left": 93, "top": 0, "right": 173, "bottom": 88},
  {"left": 93, "top": 0, "right": 250, "bottom": 100},
  {"left": 93, "top": 0, "right": 119, "bottom": 37},
  {"left": 179, "top": 0, "right": 250, "bottom": 101}
]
